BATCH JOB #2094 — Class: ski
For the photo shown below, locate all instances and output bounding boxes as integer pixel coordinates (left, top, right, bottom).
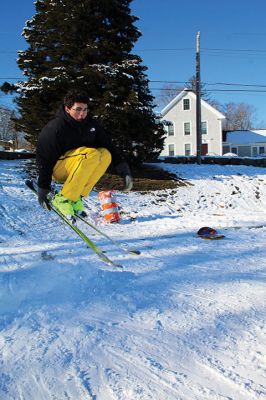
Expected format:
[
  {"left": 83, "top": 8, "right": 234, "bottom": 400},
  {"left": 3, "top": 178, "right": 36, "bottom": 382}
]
[
  {"left": 75, "top": 213, "right": 141, "bottom": 256},
  {"left": 25, "top": 179, "right": 123, "bottom": 269}
]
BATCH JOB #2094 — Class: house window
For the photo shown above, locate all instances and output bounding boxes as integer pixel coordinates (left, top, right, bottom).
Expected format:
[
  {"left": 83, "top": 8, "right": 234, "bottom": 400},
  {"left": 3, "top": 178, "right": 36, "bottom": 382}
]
[
  {"left": 168, "top": 144, "right": 175, "bottom": 156},
  {"left": 201, "top": 121, "right": 207, "bottom": 135},
  {"left": 184, "top": 122, "right": 191, "bottom": 135},
  {"left": 185, "top": 143, "right": 191, "bottom": 156},
  {"left": 164, "top": 121, "right": 174, "bottom": 136},
  {"left": 259, "top": 146, "right": 265, "bottom": 154},
  {"left": 238, "top": 146, "right": 251, "bottom": 157},
  {"left": 167, "top": 122, "right": 174, "bottom": 136},
  {"left": 252, "top": 147, "right": 258, "bottom": 157},
  {"left": 232, "top": 147, "right": 238, "bottom": 155},
  {"left": 183, "top": 98, "right": 190, "bottom": 110},
  {"left": 223, "top": 145, "right": 230, "bottom": 154}
]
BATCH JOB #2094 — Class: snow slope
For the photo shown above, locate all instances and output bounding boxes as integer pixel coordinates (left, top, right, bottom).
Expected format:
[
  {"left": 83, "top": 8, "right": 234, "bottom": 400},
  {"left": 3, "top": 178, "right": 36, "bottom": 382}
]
[{"left": 0, "top": 159, "right": 265, "bottom": 400}]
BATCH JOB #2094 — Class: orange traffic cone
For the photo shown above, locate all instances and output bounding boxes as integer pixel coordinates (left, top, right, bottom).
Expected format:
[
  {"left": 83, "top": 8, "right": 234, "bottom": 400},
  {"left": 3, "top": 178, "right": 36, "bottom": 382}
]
[{"left": 98, "top": 191, "right": 120, "bottom": 223}]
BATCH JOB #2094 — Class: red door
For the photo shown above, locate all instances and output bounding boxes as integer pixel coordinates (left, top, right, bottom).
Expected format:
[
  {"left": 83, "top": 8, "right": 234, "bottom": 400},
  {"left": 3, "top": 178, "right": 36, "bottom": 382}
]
[{"left": 201, "top": 143, "right": 208, "bottom": 156}]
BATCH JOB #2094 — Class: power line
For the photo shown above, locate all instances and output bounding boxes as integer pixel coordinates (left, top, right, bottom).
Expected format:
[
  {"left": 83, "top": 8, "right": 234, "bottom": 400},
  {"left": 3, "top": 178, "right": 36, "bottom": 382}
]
[
  {"left": 1, "top": 79, "right": 266, "bottom": 94},
  {"left": 151, "top": 78, "right": 266, "bottom": 87},
  {"left": 202, "top": 47, "right": 266, "bottom": 53},
  {"left": 151, "top": 87, "right": 266, "bottom": 93},
  {"left": 206, "top": 89, "right": 266, "bottom": 93},
  {"left": 2, "top": 46, "right": 266, "bottom": 54},
  {"left": 136, "top": 47, "right": 193, "bottom": 52},
  {"left": 134, "top": 46, "right": 266, "bottom": 55},
  {"left": 2, "top": 77, "right": 266, "bottom": 88},
  {"left": 149, "top": 80, "right": 266, "bottom": 87},
  {"left": 207, "top": 82, "right": 266, "bottom": 88}
]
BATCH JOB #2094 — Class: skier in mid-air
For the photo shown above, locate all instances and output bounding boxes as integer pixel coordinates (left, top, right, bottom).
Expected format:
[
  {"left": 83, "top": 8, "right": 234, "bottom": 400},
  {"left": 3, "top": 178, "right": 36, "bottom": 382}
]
[{"left": 36, "top": 89, "right": 133, "bottom": 218}]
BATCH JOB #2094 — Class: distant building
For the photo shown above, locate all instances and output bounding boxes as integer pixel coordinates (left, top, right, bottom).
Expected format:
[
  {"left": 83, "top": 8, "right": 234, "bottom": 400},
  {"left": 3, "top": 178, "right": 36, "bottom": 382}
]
[
  {"left": 160, "top": 89, "right": 225, "bottom": 157},
  {"left": 223, "top": 130, "right": 266, "bottom": 157}
]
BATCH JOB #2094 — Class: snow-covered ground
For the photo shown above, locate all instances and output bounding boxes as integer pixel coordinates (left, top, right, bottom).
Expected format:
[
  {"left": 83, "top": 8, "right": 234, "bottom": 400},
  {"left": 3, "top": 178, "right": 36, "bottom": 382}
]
[{"left": 0, "top": 159, "right": 265, "bottom": 400}]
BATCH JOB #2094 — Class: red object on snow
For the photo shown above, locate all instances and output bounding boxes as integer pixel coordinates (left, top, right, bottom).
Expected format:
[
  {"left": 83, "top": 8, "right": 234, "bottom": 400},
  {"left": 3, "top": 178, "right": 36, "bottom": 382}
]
[{"left": 197, "top": 226, "right": 225, "bottom": 240}]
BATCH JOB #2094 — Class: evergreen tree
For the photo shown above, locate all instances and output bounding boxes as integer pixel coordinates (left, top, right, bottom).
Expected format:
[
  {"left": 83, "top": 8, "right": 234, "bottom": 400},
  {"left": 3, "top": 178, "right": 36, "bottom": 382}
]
[{"left": 1, "top": 0, "right": 165, "bottom": 163}]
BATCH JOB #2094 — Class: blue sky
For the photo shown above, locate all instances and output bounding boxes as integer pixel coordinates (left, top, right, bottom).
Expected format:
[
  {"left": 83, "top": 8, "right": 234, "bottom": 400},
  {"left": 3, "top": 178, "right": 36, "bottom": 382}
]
[{"left": 1, "top": 0, "right": 266, "bottom": 126}]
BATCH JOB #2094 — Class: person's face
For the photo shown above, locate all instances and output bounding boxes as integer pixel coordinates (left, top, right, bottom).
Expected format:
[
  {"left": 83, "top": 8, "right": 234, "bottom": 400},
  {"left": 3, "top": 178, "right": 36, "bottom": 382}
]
[{"left": 65, "top": 102, "right": 88, "bottom": 121}]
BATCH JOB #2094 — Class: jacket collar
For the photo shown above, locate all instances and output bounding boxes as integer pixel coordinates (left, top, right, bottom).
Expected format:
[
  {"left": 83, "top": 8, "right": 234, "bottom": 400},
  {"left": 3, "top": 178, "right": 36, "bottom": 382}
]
[{"left": 56, "top": 104, "right": 88, "bottom": 128}]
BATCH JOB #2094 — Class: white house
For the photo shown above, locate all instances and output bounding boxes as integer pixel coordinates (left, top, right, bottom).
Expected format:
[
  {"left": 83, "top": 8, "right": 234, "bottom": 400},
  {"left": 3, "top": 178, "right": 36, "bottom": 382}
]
[
  {"left": 160, "top": 89, "right": 225, "bottom": 157},
  {"left": 223, "top": 130, "right": 266, "bottom": 157}
]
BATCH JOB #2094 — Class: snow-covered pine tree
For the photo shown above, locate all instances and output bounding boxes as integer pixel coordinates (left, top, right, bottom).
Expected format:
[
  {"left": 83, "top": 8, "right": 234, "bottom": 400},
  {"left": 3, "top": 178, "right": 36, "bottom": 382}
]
[{"left": 2, "top": 0, "right": 165, "bottom": 163}]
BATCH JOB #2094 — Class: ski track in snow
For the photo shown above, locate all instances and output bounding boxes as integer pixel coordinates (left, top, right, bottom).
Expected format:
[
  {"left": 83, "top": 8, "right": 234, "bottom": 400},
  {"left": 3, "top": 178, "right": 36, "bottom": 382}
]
[{"left": 0, "top": 159, "right": 265, "bottom": 400}]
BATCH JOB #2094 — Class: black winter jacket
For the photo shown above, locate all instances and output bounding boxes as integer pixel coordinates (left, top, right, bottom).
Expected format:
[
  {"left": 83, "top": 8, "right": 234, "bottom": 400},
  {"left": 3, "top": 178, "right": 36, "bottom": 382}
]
[{"left": 36, "top": 106, "right": 124, "bottom": 189}]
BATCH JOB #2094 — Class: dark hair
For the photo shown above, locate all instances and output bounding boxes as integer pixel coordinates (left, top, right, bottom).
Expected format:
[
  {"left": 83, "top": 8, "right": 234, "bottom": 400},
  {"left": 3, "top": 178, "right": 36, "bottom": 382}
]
[{"left": 63, "top": 89, "right": 89, "bottom": 108}]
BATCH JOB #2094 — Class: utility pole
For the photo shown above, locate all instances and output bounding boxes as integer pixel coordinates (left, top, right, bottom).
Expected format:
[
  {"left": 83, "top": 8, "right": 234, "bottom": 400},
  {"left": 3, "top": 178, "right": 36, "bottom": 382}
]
[{"left": 196, "top": 31, "right": 202, "bottom": 164}]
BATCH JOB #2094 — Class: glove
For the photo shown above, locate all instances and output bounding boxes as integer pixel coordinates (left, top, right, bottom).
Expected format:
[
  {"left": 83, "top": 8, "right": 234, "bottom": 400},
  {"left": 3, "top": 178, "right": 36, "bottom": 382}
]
[
  {"left": 115, "top": 162, "right": 133, "bottom": 192},
  {"left": 123, "top": 174, "right": 133, "bottom": 191},
  {"left": 37, "top": 187, "right": 51, "bottom": 210}
]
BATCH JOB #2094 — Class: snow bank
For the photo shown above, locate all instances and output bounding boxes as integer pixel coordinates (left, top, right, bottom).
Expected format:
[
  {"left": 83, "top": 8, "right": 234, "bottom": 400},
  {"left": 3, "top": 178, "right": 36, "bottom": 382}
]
[{"left": 0, "top": 160, "right": 265, "bottom": 399}]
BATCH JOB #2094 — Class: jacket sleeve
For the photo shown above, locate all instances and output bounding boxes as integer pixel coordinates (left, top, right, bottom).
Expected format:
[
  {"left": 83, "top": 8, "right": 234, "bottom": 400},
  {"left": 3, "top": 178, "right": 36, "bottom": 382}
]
[{"left": 36, "top": 126, "right": 63, "bottom": 189}]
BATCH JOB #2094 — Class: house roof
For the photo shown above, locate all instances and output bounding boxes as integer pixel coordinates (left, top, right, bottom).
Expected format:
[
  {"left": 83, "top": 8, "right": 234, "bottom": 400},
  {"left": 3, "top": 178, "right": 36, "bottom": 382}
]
[
  {"left": 161, "top": 89, "right": 225, "bottom": 120},
  {"left": 251, "top": 129, "right": 266, "bottom": 137},
  {"left": 224, "top": 130, "right": 266, "bottom": 144}
]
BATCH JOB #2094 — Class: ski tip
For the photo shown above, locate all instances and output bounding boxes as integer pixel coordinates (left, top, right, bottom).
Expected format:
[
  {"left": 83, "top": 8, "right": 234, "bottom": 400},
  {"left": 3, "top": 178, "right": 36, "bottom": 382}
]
[
  {"left": 108, "top": 262, "right": 124, "bottom": 269},
  {"left": 128, "top": 249, "right": 141, "bottom": 255}
]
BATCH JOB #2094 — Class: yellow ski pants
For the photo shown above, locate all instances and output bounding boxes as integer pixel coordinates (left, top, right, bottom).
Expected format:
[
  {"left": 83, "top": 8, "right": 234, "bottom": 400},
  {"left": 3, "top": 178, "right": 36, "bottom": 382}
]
[{"left": 52, "top": 147, "right": 111, "bottom": 201}]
